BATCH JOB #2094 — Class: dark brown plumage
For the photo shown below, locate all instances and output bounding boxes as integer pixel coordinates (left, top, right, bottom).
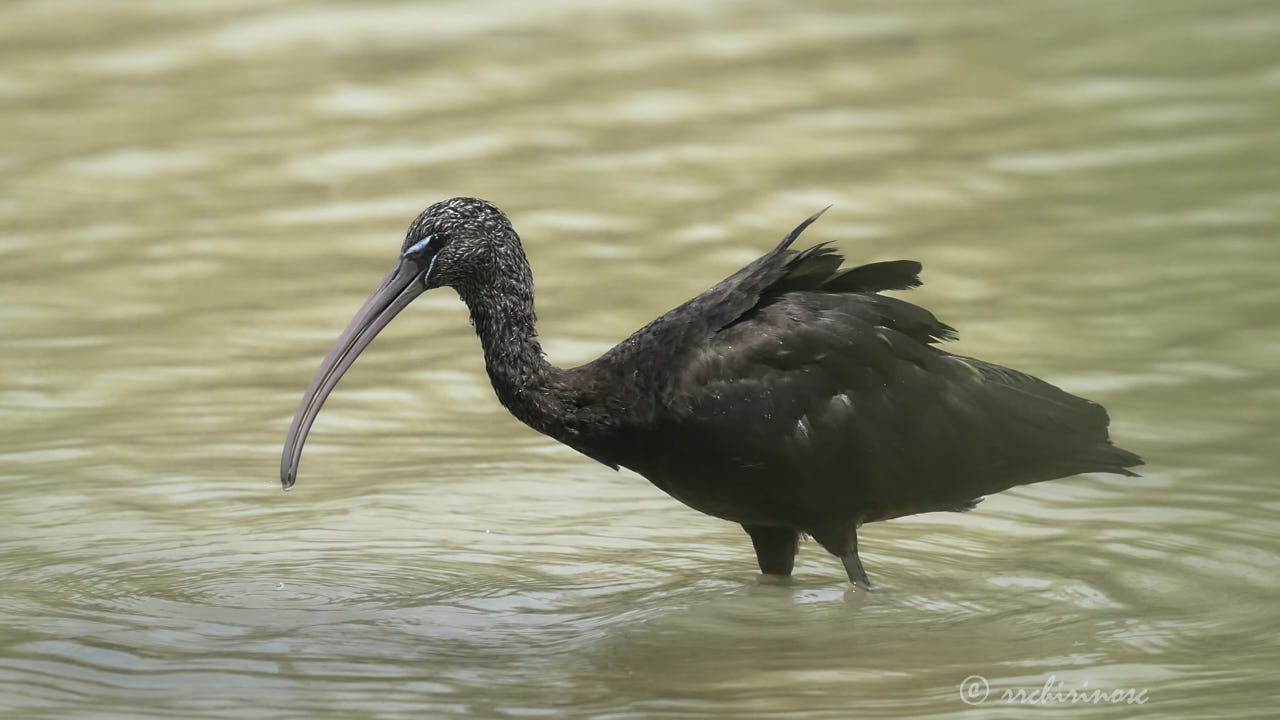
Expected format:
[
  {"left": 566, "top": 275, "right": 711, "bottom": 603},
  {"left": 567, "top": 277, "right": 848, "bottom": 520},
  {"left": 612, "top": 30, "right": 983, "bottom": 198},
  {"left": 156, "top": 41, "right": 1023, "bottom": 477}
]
[{"left": 282, "top": 197, "right": 1142, "bottom": 588}]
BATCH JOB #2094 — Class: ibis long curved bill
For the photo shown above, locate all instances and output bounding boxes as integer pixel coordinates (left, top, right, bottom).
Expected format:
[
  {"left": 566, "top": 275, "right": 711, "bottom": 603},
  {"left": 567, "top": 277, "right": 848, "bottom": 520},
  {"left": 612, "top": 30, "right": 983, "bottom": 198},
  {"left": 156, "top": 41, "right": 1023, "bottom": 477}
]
[{"left": 281, "top": 257, "right": 427, "bottom": 489}]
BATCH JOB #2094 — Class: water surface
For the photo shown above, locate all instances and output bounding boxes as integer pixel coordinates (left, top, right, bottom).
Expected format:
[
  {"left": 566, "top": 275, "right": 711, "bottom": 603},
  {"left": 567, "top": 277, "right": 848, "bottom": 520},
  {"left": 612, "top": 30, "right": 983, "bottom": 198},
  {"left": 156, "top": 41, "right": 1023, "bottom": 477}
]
[{"left": 2, "top": 0, "right": 1278, "bottom": 717}]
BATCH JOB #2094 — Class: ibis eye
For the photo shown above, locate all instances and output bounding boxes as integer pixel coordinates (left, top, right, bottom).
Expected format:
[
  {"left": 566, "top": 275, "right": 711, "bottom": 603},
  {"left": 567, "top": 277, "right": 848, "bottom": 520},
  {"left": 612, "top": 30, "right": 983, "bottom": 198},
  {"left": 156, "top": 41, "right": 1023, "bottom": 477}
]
[{"left": 403, "top": 234, "right": 434, "bottom": 258}]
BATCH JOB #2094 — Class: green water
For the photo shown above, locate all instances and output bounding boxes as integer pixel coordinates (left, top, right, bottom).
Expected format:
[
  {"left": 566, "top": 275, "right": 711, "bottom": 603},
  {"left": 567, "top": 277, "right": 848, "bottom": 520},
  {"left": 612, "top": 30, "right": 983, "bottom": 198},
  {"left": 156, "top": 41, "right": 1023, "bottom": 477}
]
[{"left": 2, "top": 1, "right": 1277, "bottom": 717}]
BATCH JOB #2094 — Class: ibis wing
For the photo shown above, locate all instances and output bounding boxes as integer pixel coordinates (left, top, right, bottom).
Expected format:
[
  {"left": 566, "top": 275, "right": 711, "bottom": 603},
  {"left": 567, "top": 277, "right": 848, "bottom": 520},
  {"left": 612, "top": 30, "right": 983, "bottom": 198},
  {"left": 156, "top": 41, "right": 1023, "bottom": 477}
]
[
  {"left": 663, "top": 291, "right": 1137, "bottom": 522},
  {"left": 586, "top": 220, "right": 1138, "bottom": 521},
  {"left": 594, "top": 214, "right": 933, "bottom": 401}
]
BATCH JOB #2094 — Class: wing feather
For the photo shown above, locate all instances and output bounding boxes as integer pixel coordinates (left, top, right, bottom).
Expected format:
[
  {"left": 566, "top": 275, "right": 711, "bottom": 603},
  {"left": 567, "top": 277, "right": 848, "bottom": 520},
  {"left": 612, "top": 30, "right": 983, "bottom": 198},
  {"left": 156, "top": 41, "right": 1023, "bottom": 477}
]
[{"left": 665, "top": 292, "right": 1135, "bottom": 521}]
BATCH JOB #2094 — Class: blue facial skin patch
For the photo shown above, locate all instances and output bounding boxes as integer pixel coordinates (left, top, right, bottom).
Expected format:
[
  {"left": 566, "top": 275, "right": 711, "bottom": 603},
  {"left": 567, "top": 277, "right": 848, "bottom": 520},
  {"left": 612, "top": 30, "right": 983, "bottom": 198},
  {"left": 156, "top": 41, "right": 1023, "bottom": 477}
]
[{"left": 403, "top": 234, "right": 434, "bottom": 258}]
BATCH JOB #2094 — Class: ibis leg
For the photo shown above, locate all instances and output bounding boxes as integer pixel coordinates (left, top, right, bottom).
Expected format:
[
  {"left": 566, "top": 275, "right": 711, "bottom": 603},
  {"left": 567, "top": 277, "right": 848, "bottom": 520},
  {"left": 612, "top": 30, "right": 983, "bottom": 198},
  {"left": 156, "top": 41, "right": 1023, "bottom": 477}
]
[
  {"left": 841, "top": 549, "right": 874, "bottom": 591},
  {"left": 743, "top": 525, "right": 800, "bottom": 576}
]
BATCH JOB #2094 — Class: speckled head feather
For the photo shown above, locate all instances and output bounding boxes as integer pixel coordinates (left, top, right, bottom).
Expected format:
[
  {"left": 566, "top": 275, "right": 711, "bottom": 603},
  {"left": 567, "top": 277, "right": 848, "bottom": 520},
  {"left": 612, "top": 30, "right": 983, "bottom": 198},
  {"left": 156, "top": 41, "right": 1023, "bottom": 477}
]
[
  {"left": 399, "top": 197, "right": 532, "bottom": 304},
  {"left": 402, "top": 196, "right": 511, "bottom": 251}
]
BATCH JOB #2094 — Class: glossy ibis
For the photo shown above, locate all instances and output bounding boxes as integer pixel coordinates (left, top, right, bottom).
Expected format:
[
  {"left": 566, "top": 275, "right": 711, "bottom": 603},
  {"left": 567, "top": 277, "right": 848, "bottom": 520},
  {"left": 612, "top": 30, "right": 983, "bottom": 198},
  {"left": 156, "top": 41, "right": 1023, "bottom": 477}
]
[{"left": 281, "top": 197, "right": 1142, "bottom": 588}]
